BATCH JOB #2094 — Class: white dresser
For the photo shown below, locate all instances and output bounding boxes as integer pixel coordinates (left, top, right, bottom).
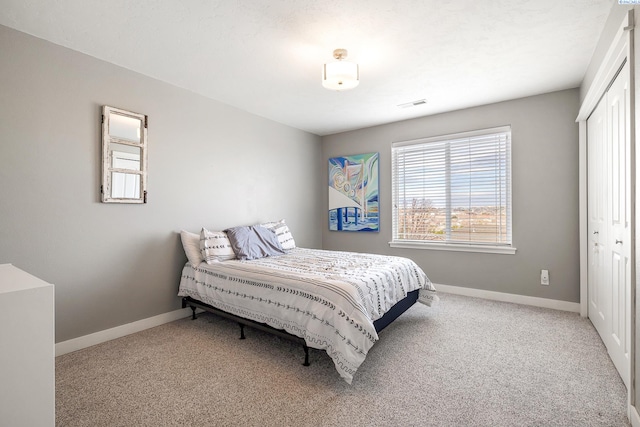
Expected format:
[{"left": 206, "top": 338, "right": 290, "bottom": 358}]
[{"left": 0, "top": 264, "right": 55, "bottom": 427}]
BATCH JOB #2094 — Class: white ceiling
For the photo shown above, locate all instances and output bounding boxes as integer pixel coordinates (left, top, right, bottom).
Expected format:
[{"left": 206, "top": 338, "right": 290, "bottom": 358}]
[{"left": 0, "top": 0, "right": 613, "bottom": 136}]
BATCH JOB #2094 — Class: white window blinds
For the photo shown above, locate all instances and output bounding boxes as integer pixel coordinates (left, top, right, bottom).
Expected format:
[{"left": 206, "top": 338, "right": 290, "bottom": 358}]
[{"left": 392, "top": 126, "right": 512, "bottom": 247}]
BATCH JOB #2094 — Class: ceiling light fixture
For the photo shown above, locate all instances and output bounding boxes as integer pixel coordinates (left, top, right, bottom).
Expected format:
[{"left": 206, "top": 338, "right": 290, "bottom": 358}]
[{"left": 322, "top": 49, "right": 359, "bottom": 91}]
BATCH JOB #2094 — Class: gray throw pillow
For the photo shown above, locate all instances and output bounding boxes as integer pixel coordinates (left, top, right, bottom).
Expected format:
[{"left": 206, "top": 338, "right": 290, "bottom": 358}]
[{"left": 225, "top": 225, "right": 285, "bottom": 260}]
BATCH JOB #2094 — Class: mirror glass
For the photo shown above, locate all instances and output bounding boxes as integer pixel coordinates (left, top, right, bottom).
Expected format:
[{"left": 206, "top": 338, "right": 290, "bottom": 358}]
[
  {"left": 108, "top": 112, "right": 141, "bottom": 143},
  {"left": 110, "top": 143, "right": 142, "bottom": 171},
  {"left": 111, "top": 171, "right": 141, "bottom": 199}
]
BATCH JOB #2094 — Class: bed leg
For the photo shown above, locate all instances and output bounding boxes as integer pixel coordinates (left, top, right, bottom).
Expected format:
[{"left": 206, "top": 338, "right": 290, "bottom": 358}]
[
  {"left": 190, "top": 305, "right": 197, "bottom": 320},
  {"left": 302, "top": 345, "right": 310, "bottom": 367},
  {"left": 239, "top": 323, "right": 246, "bottom": 339}
]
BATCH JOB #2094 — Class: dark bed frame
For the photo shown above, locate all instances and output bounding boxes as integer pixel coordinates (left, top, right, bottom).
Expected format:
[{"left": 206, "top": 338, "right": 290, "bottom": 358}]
[{"left": 182, "top": 289, "right": 419, "bottom": 366}]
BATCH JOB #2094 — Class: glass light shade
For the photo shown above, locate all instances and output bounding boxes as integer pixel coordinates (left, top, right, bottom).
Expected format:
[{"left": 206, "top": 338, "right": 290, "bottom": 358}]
[{"left": 323, "top": 61, "right": 359, "bottom": 90}]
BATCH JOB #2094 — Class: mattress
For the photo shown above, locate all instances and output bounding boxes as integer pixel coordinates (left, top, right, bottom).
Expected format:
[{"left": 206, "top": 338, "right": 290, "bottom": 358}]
[{"left": 178, "top": 247, "right": 436, "bottom": 383}]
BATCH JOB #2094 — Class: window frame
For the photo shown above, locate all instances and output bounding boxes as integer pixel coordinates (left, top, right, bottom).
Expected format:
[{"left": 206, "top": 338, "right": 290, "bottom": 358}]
[
  {"left": 389, "top": 126, "right": 516, "bottom": 255},
  {"left": 101, "top": 105, "right": 148, "bottom": 204}
]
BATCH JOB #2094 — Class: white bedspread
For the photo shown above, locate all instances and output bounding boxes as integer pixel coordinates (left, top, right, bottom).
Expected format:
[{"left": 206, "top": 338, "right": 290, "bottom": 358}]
[{"left": 178, "top": 248, "right": 437, "bottom": 383}]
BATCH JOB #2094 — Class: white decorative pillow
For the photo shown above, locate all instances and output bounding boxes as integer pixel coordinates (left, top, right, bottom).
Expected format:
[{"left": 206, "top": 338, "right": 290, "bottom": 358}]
[
  {"left": 180, "top": 230, "right": 204, "bottom": 267},
  {"left": 260, "top": 219, "right": 296, "bottom": 251},
  {"left": 260, "top": 220, "right": 279, "bottom": 229},
  {"left": 200, "top": 228, "right": 236, "bottom": 263}
]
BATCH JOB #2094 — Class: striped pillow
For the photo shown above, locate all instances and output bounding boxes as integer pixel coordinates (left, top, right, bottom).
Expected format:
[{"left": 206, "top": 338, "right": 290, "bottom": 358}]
[
  {"left": 260, "top": 219, "right": 296, "bottom": 251},
  {"left": 200, "top": 228, "right": 236, "bottom": 263}
]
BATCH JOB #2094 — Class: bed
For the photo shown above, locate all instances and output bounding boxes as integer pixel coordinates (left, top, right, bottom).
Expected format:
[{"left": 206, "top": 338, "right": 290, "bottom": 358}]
[{"left": 178, "top": 224, "right": 437, "bottom": 383}]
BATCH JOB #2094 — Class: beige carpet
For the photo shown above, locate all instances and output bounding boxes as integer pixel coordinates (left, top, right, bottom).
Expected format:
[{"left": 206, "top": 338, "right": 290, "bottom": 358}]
[{"left": 56, "top": 293, "right": 629, "bottom": 426}]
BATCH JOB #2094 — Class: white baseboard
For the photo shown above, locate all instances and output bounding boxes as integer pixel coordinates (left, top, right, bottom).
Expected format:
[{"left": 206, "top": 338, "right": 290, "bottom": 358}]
[
  {"left": 435, "top": 283, "right": 580, "bottom": 313},
  {"left": 631, "top": 404, "right": 640, "bottom": 427},
  {"left": 55, "top": 307, "right": 198, "bottom": 357}
]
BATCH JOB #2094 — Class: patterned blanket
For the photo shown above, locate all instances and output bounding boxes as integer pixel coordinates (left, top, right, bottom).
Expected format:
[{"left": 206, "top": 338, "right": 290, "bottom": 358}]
[{"left": 178, "top": 248, "right": 437, "bottom": 383}]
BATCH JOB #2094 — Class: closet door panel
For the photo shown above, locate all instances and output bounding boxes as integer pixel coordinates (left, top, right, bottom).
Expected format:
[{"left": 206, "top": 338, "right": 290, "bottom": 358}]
[
  {"left": 606, "top": 61, "right": 630, "bottom": 387},
  {"left": 587, "top": 97, "right": 608, "bottom": 339}
]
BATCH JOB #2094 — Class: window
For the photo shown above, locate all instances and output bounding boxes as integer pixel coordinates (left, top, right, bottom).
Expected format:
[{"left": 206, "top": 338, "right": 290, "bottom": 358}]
[{"left": 391, "top": 126, "right": 514, "bottom": 254}]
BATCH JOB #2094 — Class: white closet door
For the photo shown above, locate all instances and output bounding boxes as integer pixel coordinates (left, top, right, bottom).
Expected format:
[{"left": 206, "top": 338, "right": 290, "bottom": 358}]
[
  {"left": 587, "top": 96, "right": 608, "bottom": 342},
  {"left": 606, "top": 61, "right": 630, "bottom": 388},
  {"left": 587, "top": 61, "right": 631, "bottom": 389}
]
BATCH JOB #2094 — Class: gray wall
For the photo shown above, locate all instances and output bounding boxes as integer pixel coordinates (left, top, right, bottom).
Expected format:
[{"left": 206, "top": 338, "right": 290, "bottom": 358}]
[
  {"left": 0, "top": 25, "right": 322, "bottom": 343},
  {"left": 322, "top": 89, "right": 580, "bottom": 303}
]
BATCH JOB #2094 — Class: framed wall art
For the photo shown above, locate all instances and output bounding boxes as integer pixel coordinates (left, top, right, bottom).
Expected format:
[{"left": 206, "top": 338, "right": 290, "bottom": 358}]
[{"left": 328, "top": 152, "right": 379, "bottom": 232}]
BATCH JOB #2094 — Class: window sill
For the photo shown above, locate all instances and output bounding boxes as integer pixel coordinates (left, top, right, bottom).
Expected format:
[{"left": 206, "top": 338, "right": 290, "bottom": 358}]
[{"left": 388, "top": 241, "right": 517, "bottom": 255}]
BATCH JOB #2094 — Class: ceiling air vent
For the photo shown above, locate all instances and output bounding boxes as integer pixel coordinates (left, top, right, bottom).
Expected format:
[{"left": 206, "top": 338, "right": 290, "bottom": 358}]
[{"left": 397, "top": 99, "right": 427, "bottom": 108}]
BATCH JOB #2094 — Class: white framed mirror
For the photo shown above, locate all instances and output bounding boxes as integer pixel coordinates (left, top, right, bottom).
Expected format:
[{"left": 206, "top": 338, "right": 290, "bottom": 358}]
[{"left": 101, "top": 106, "right": 148, "bottom": 203}]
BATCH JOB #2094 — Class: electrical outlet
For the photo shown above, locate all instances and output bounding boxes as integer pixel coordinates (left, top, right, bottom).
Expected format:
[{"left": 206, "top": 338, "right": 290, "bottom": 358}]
[{"left": 541, "top": 269, "right": 549, "bottom": 286}]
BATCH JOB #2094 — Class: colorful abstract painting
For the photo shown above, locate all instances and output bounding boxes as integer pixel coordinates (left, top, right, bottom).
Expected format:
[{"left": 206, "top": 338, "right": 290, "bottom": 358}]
[{"left": 328, "top": 152, "right": 379, "bottom": 232}]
